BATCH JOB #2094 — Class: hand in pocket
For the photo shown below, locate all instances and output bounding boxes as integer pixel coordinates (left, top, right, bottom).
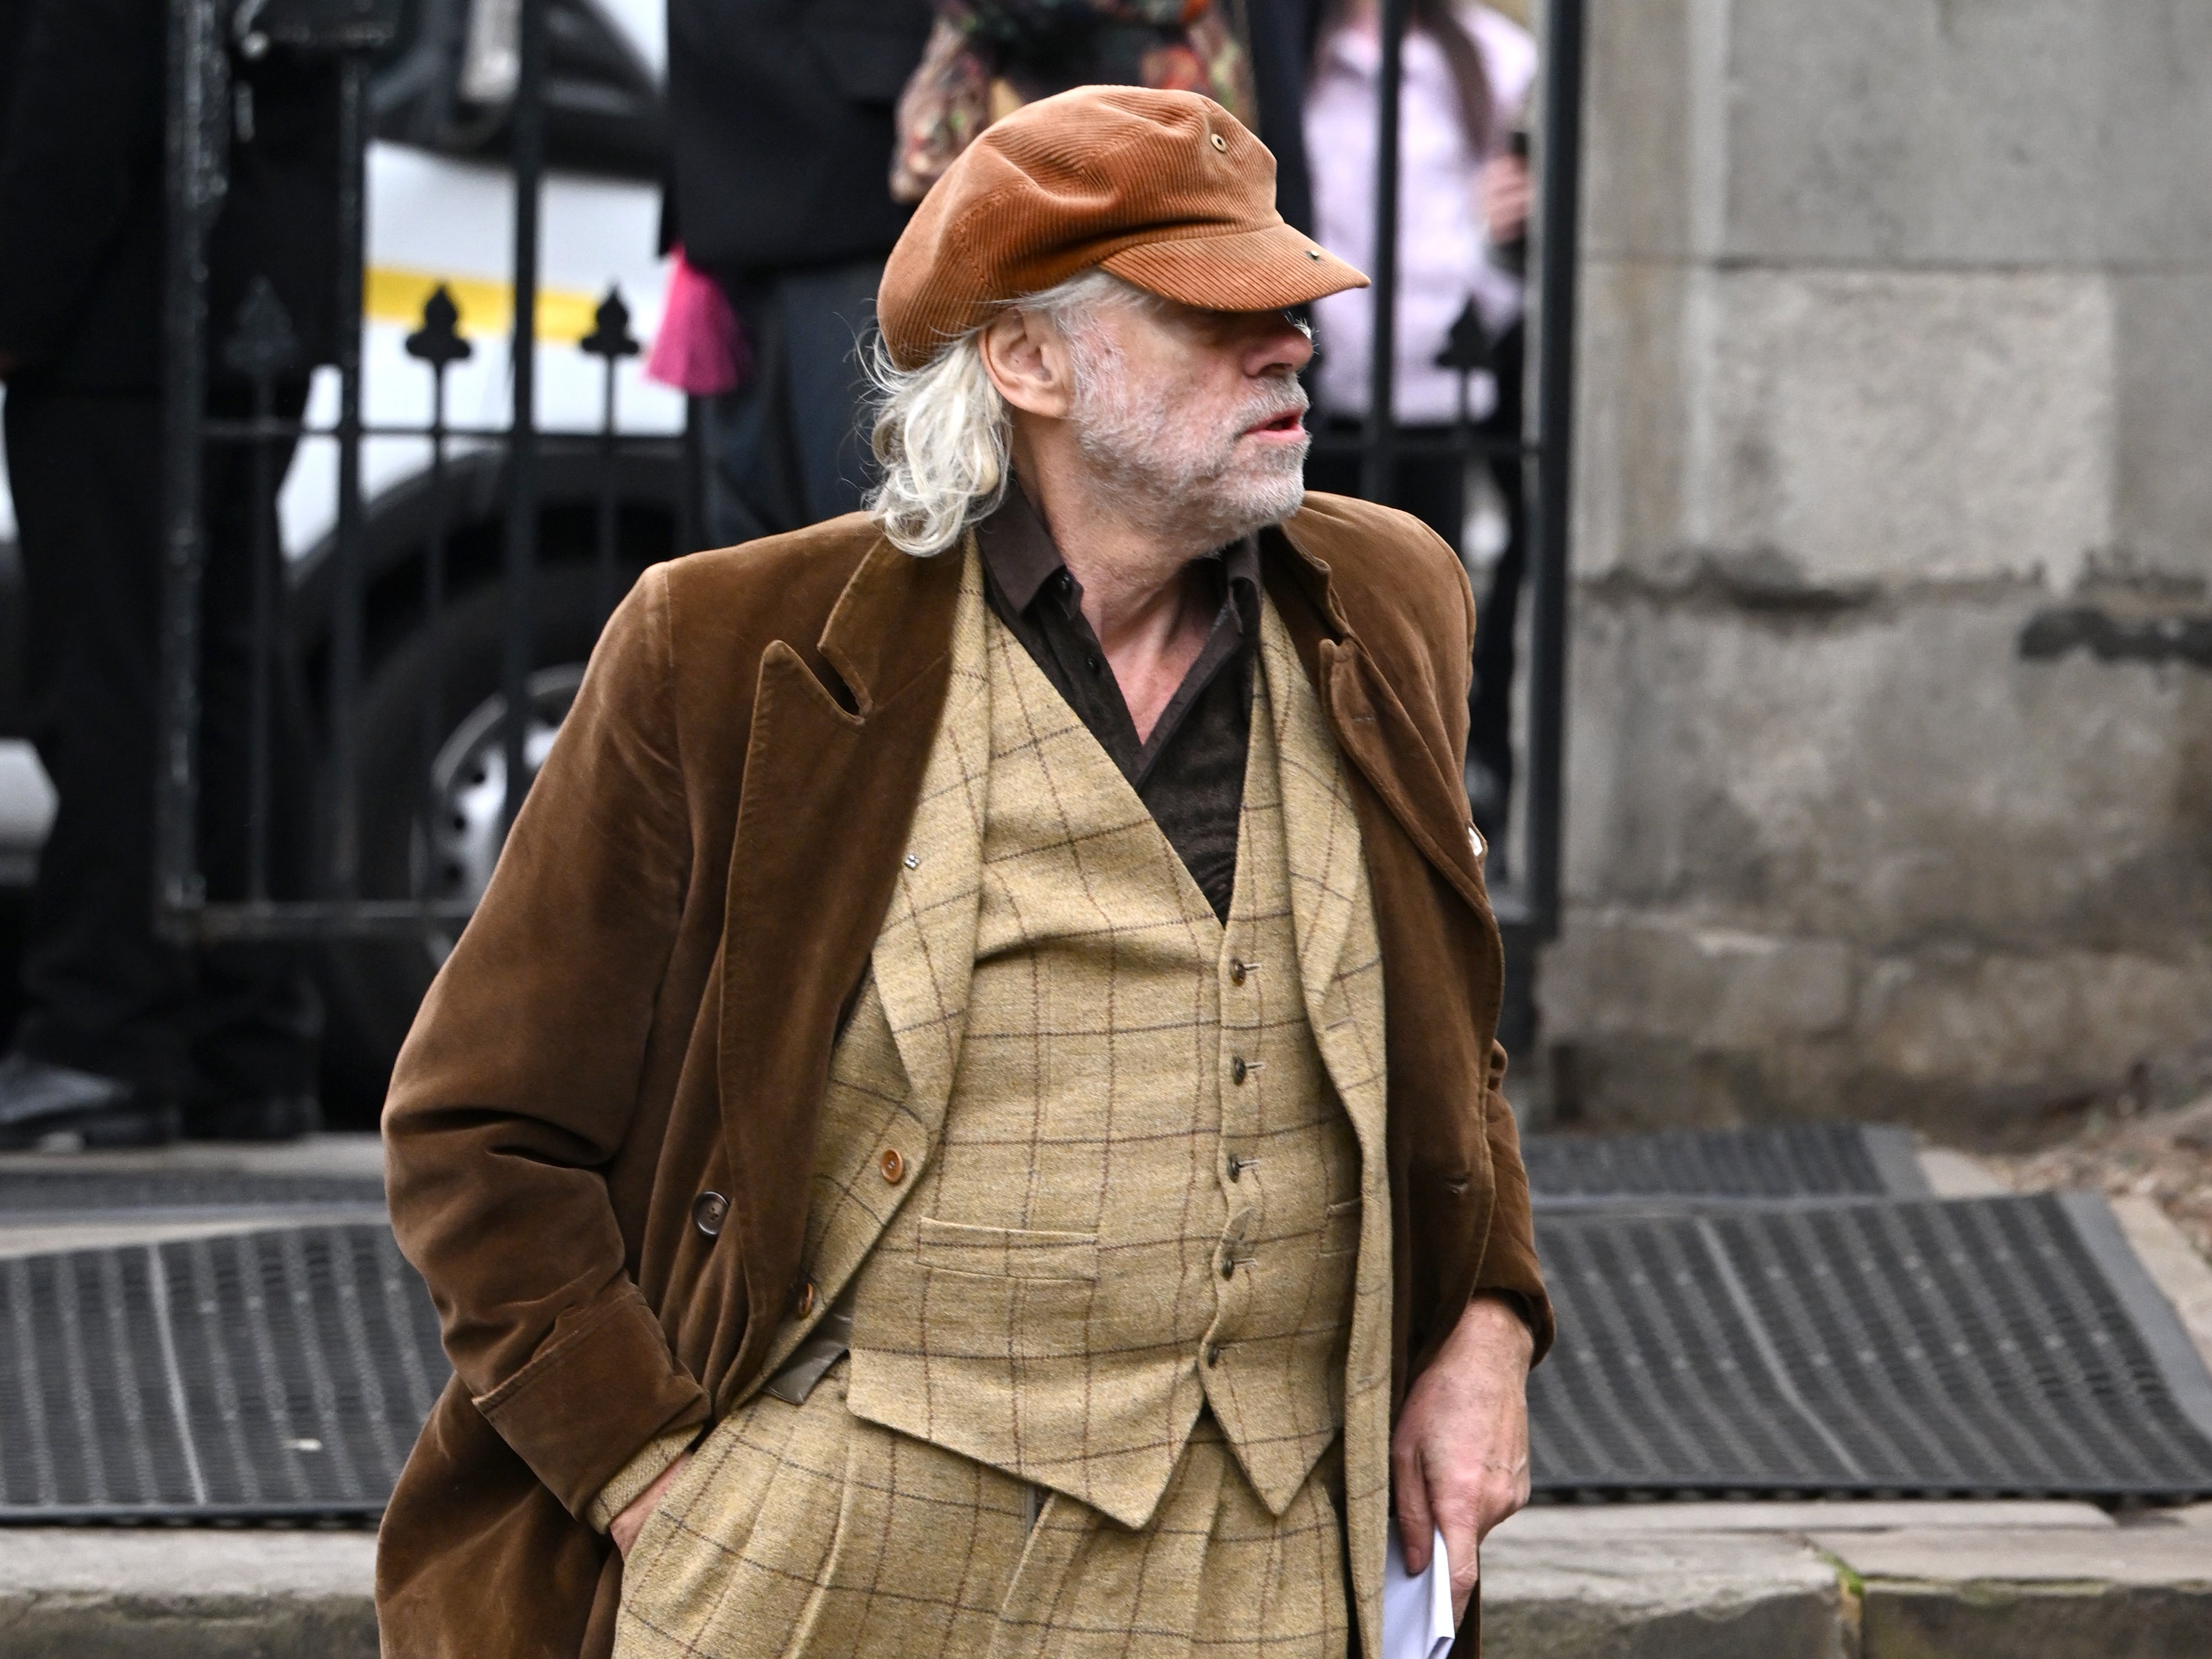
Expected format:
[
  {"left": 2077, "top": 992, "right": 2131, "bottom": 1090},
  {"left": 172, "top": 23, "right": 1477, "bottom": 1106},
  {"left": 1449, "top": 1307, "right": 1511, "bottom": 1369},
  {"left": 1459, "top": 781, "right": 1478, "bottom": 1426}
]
[{"left": 612, "top": 1452, "right": 693, "bottom": 1559}]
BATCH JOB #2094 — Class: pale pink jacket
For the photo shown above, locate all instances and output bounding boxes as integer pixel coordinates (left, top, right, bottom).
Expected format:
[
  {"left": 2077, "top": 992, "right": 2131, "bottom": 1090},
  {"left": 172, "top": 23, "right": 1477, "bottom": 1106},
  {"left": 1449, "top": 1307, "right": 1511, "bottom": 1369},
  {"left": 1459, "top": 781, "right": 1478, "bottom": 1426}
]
[{"left": 1305, "top": 3, "right": 1537, "bottom": 423}]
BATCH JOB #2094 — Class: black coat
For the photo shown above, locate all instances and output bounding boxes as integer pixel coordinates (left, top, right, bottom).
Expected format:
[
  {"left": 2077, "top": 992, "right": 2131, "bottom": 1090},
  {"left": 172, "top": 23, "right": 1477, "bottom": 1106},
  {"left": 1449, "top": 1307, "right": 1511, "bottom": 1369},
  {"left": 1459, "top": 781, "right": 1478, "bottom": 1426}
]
[
  {"left": 667, "top": 0, "right": 933, "bottom": 281},
  {"left": 0, "top": 0, "right": 339, "bottom": 395}
]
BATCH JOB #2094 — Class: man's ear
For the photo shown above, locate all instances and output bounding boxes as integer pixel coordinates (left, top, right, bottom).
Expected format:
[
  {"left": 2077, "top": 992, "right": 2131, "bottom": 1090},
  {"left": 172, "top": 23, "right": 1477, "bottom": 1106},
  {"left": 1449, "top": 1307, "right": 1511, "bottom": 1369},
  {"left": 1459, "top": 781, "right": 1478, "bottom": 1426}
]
[{"left": 978, "top": 307, "right": 1078, "bottom": 420}]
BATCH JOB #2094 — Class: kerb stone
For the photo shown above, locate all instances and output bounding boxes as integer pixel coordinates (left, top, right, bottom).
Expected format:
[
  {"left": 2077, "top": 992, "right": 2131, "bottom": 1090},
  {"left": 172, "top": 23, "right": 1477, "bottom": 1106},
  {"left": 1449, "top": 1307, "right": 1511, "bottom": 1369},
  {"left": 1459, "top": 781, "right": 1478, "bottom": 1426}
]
[
  {"left": 0, "top": 1529, "right": 377, "bottom": 1659},
  {"left": 1820, "top": 1525, "right": 2212, "bottom": 1659},
  {"left": 1481, "top": 1532, "right": 1849, "bottom": 1658}
]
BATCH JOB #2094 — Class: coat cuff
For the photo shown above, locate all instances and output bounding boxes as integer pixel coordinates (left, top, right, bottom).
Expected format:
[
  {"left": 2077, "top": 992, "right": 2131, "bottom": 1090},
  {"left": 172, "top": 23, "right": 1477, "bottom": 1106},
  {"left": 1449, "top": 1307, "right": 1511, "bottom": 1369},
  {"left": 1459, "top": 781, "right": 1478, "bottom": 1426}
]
[
  {"left": 584, "top": 1426, "right": 702, "bottom": 1533},
  {"left": 471, "top": 1284, "right": 709, "bottom": 1518},
  {"left": 1473, "top": 1221, "right": 1555, "bottom": 1364}
]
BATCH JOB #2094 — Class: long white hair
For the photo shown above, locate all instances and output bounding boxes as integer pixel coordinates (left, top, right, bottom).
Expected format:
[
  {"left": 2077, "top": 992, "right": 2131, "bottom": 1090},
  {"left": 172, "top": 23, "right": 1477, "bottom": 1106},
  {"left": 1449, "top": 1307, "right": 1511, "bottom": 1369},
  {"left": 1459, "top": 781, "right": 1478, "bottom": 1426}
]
[{"left": 865, "top": 270, "right": 1151, "bottom": 557}]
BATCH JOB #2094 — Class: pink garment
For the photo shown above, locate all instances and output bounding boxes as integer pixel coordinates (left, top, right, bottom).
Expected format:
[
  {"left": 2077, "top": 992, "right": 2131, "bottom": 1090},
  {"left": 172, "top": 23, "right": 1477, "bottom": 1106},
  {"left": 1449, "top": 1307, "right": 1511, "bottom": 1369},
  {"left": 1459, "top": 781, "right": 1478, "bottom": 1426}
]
[
  {"left": 1304, "top": 3, "right": 1536, "bottom": 423},
  {"left": 645, "top": 247, "right": 751, "bottom": 398}
]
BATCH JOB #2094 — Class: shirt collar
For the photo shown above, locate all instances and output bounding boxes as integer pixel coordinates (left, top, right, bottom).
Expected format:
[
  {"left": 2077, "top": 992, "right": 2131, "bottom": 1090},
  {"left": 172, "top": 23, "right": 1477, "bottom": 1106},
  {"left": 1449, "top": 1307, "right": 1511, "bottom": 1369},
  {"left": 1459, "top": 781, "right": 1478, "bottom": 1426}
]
[
  {"left": 974, "top": 482, "right": 1069, "bottom": 616},
  {"left": 975, "top": 483, "right": 1263, "bottom": 629}
]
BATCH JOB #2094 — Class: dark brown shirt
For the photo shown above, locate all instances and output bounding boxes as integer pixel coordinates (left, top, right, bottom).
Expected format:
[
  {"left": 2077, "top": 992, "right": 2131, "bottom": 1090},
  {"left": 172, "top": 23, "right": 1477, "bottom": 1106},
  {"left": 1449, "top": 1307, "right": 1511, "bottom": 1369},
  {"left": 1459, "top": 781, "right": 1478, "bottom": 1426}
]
[{"left": 976, "top": 487, "right": 1259, "bottom": 921}]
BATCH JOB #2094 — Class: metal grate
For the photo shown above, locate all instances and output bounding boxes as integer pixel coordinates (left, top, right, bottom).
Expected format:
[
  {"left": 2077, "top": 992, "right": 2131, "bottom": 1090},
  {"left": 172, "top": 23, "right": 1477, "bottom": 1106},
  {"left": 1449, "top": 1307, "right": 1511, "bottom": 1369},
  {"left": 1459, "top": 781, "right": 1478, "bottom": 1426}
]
[
  {"left": 0, "top": 1171, "right": 385, "bottom": 1219},
  {"left": 0, "top": 1224, "right": 447, "bottom": 1520},
  {"left": 1523, "top": 1123, "right": 1930, "bottom": 1206},
  {"left": 1529, "top": 1192, "right": 2212, "bottom": 1501},
  {"left": 8, "top": 1192, "right": 2211, "bottom": 1520}
]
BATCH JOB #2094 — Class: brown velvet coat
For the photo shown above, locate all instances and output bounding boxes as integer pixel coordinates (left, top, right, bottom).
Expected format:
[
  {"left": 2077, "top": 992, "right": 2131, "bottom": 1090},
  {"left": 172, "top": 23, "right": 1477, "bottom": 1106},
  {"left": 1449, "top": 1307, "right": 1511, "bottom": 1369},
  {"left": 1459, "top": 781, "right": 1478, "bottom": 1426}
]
[{"left": 376, "top": 494, "right": 1552, "bottom": 1659}]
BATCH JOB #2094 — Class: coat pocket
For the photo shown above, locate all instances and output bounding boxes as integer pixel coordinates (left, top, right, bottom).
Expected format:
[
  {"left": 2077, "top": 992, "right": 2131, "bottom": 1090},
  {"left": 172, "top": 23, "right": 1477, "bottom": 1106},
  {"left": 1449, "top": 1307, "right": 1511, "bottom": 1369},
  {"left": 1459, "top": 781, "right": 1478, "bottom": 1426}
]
[{"left": 914, "top": 1218, "right": 1100, "bottom": 1282}]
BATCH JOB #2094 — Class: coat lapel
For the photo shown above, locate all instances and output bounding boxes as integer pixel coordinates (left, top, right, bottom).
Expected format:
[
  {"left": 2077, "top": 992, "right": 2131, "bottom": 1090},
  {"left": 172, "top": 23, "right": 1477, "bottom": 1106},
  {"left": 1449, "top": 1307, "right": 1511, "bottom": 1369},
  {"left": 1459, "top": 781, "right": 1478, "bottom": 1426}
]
[
  {"left": 735, "top": 534, "right": 990, "bottom": 1391},
  {"left": 865, "top": 539, "right": 991, "bottom": 1143},
  {"left": 1262, "top": 522, "right": 1491, "bottom": 923},
  {"left": 716, "top": 532, "right": 965, "bottom": 1385}
]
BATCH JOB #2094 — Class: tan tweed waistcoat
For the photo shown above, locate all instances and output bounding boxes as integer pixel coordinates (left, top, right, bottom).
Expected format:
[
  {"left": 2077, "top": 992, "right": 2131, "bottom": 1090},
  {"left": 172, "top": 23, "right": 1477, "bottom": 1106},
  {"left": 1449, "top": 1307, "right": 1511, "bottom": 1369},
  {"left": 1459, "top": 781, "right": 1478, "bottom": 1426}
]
[
  {"left": 843, "top": 568, "right": 1358, "bottom": 1527},
  {"left": 730, "top": 542, "right": 1397, "bottom": 1653}
]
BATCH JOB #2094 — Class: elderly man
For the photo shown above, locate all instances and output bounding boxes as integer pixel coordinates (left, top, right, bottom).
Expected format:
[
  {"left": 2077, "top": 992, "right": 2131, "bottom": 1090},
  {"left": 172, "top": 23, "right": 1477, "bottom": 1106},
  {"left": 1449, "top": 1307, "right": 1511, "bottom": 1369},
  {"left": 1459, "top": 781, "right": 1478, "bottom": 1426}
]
[{"left": 377, "top": 86, "right": 1550, "bottom": 1659}]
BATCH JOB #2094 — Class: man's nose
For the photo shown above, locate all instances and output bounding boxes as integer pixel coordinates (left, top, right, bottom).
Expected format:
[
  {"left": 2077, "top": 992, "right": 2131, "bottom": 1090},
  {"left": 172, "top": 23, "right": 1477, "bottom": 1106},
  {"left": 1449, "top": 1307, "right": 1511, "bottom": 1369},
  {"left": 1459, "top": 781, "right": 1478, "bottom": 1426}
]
[{"left": 1247, "top": 314, "right": 1315, "bottom": 377}]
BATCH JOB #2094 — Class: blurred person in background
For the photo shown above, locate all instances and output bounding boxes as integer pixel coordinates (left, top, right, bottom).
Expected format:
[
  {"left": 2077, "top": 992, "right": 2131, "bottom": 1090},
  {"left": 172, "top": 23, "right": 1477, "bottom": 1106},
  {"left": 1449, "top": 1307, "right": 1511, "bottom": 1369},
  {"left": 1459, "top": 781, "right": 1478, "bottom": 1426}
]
[
  {"left": 1301, "top": 0, "right": 1533, "bottom": 841},
  {"left": 884, "top": 0, "right": 1332, "bottom": 243},
  {"left": 668, "top": 0, "right": 933, "bottom": 545},
  {"left": 0, "top": 0, "right": 337, "bottom": 1147},
  {"left": 887, "top": 0, "right": 1258, "bottom": 203}
]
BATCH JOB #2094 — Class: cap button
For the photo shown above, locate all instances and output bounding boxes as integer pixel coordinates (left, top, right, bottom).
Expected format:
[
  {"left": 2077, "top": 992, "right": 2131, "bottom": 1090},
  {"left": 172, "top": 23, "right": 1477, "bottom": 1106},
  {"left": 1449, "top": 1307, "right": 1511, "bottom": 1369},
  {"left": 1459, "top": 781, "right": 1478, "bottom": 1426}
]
[{"left": 1209, "top": 132, "right": 1227, "bottom": 153}]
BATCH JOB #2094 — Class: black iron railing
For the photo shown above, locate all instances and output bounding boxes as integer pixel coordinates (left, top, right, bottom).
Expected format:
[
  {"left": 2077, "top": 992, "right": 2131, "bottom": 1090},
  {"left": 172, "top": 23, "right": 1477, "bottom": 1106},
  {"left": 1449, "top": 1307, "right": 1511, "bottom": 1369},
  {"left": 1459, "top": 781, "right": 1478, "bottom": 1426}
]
[
  {"left": 1308, "top": 0, "right": 1584, "bottom": 1047},
  {"left": 157, "top": 0, "right": 1580, "bottom": 1065},
  {"left": 160, "top": 0, "right": 684, "bottom": 946}
]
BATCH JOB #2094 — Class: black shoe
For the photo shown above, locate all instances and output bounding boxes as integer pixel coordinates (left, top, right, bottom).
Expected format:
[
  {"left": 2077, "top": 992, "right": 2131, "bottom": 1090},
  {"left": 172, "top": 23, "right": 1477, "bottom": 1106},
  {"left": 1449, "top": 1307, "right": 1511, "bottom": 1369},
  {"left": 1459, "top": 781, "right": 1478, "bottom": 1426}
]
[
  {"left": 184, "top": 1093, "right": 323, "bottom": 1143},
  {"left": 0, "top": 1052, "right": 182, "bottom": 1150}
]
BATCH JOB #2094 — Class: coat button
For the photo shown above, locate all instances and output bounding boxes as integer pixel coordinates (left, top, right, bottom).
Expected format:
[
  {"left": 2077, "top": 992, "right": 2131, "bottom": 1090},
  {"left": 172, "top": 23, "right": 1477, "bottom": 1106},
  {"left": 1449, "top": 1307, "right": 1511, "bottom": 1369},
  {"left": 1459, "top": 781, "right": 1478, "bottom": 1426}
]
[
  {"left": 795, "top": 1280, "right": 816, "bottom": 1318},
  {"left": 880, "top": 1147, "right": 906, "bottom": 1184},
  {"left": 691, "top": 1190, "right": 728, "bottom": 1237},
  {"left": 1230, "top": 1056, "right": 1248, "bottom": 1086}
]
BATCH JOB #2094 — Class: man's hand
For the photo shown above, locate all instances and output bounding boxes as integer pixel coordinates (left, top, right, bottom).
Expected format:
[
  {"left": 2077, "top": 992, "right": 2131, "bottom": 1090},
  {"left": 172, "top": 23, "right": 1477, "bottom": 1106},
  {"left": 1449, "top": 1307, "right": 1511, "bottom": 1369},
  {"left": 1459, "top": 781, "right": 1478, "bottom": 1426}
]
[
  {"left": 1390, "top": 1292, "right": 1534, "bottom": 1620},
  {"left": 609, "top": 1452, "right": 691, "bottom": 1559}
]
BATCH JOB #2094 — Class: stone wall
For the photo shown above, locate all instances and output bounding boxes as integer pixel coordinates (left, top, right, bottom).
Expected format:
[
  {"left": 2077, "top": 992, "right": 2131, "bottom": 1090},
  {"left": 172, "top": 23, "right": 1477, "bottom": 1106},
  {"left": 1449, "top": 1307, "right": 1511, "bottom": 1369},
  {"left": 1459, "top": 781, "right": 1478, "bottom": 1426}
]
[{"left": 1539, "top": 0, "right": 2212, "bottom": 1136}]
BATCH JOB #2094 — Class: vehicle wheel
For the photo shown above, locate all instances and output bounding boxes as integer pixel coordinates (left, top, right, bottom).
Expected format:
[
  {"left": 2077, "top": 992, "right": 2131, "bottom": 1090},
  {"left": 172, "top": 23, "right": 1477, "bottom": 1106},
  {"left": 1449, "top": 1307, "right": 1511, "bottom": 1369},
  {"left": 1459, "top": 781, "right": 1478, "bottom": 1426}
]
[{"left": 317, "top": 566, "right": 611, "bottom": 1120}]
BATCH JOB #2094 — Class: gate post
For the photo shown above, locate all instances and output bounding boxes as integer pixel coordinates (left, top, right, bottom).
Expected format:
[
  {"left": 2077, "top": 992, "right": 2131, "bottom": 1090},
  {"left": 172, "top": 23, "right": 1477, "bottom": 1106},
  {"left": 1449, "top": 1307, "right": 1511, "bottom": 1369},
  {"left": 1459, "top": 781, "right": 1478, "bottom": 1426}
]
[{"left": 158, "top": 0, "right": 231, "bottom": 938}]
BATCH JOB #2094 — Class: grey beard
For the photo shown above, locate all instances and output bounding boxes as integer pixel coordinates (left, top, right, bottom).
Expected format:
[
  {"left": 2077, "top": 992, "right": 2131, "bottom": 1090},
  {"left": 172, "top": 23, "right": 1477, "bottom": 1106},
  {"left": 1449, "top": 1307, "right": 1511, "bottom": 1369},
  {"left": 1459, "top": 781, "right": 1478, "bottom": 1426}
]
[{"left": 1067, "top": 335, "right": 1309, "bottom": 550}]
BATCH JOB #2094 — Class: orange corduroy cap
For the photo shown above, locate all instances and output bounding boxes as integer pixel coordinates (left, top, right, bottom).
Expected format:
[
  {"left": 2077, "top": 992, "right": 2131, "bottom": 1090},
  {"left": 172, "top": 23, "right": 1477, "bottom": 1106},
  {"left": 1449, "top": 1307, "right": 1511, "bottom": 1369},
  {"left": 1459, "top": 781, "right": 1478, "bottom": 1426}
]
[{"left": 877, "top": 86, "right": 1369, "bottom": 369}]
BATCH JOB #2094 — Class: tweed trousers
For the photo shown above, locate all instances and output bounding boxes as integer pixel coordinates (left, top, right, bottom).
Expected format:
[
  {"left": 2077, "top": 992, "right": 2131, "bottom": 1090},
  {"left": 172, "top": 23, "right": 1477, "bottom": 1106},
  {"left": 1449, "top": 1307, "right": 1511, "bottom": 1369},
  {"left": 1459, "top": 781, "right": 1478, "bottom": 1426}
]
[
  {"left": 613, "top": 543, "right": 1395, "bottom": 1659},
  {"left": 617, "top": 1357, "right": 1349, "bottom": 1659}
]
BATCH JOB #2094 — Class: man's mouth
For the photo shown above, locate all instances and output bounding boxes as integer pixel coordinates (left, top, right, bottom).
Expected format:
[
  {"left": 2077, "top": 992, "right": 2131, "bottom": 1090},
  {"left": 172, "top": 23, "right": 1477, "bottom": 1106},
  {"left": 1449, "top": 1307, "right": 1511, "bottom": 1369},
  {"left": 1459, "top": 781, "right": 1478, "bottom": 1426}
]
[{"left": 1245, "top": 408, "right": 1307, "bottom": 437}]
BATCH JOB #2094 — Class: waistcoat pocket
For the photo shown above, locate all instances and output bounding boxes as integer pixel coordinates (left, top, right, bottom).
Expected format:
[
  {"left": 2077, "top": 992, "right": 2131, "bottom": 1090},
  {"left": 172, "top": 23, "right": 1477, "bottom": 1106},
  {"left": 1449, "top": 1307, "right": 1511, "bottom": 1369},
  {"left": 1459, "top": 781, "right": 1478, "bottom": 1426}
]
[{"left": 915, "top": 1218, "right": 1100, "bottom": 1282}]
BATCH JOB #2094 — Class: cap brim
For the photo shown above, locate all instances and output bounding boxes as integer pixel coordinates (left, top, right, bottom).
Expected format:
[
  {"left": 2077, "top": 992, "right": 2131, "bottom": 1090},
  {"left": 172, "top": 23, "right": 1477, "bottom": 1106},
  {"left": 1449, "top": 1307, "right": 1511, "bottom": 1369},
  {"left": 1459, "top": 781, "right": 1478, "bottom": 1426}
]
[{"left": 1099, "top": 222, "right": 1369, "bottom": 314}]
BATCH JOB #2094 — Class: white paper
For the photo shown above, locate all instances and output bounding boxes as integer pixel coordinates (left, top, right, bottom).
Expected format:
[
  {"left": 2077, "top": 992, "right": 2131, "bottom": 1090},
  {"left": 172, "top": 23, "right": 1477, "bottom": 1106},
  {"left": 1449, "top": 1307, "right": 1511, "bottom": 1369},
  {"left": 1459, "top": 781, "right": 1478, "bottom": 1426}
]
[{"left": 1381, "top": 1522, "right": 1457, "bottom": 1659}]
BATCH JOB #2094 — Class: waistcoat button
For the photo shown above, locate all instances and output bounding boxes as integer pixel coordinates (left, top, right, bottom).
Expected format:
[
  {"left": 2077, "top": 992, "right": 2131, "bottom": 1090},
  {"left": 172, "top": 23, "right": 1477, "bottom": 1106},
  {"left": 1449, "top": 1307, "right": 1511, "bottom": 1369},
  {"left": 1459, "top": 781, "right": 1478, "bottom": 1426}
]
[
  {"left": 880, "top": 1147, "right": 906, "bottom": 1184},
  {"left": 691, "top": 1190, "right": 728, "bottom": 1236},
  {"left": 1229, "top": 959, "right": 1247, "bottom": 986},
  {"left": 1230, "top": 1055, "right": 1248, "bottom": 1085}
]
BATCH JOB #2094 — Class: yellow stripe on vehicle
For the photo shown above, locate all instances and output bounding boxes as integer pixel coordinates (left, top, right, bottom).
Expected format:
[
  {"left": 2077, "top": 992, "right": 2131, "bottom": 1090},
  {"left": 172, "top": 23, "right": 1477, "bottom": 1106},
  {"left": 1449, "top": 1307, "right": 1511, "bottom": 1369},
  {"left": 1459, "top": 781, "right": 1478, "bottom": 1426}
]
[{"left": 364, "top": 266, "right": 607, "bottom": 346}]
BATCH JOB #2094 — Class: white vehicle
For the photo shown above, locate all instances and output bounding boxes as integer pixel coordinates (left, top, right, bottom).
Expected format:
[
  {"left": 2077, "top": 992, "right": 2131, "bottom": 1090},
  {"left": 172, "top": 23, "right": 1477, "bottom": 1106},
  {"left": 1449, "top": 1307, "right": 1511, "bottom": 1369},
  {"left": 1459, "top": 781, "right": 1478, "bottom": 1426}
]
[{"left": 0, "top": 0, "right": 685, "bottom": 1109}]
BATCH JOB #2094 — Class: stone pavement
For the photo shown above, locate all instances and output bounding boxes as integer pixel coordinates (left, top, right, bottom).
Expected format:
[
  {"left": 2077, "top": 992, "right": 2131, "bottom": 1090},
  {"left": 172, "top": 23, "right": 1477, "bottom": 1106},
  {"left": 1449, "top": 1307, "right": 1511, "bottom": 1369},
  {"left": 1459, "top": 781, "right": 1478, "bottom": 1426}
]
[
  {"left": 5, "top": 1501, "right": 2207, "bottom": 1658},
  {"left": 1, "top": 1136, "right": 2210, "bottom": 1656}
]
